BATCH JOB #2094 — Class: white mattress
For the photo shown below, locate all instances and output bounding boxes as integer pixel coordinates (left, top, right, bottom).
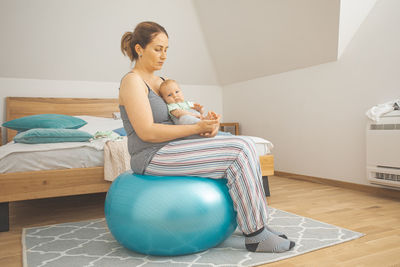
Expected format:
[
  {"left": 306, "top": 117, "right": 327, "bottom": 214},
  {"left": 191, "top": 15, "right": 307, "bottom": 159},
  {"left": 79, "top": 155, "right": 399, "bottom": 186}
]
[
  {"left": 0, "top": 139, "right": 107, "bottom": 173},
  {"left": 0, "top": 145, "right": 103, "bottom": 173},
  {"left": 243, "top": 136, "right": 274, "bottom": 156},
  {"left": 0, "top": 116, "right": 273, "bottom": 174}
]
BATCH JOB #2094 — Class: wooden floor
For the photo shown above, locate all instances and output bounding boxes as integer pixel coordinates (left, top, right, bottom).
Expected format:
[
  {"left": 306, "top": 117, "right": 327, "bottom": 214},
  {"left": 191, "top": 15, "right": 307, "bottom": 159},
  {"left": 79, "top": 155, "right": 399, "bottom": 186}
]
[{"left": 0, "top": 176, "right": 399, "bottom": 267}]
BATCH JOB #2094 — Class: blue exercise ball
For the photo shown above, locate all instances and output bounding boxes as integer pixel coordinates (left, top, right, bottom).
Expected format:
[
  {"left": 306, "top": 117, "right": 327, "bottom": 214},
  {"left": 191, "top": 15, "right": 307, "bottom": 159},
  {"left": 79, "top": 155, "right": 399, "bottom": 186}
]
[{"left": 104, "top": 172, "right": 237, "bottom": 256}]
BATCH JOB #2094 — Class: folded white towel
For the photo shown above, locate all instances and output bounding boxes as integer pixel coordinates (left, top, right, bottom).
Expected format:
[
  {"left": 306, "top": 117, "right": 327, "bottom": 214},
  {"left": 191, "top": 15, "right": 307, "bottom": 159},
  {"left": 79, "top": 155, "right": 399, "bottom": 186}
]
[{"left": 366, "top": 99, "right": 400, "bottom": 122}]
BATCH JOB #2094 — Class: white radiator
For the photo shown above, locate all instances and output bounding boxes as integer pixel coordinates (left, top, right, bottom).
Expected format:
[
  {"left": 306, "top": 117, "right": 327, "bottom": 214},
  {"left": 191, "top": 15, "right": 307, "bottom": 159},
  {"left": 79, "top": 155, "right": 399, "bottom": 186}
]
[{"left": 366, "top": 110, "right": 400, "bottom": 188}]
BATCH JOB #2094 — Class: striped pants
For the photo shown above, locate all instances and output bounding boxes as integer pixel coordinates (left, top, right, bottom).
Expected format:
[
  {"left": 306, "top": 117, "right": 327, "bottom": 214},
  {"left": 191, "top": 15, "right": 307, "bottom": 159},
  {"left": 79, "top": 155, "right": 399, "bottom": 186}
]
[{"left": 144, "top": 136, "right": 269, "bottom": 235}]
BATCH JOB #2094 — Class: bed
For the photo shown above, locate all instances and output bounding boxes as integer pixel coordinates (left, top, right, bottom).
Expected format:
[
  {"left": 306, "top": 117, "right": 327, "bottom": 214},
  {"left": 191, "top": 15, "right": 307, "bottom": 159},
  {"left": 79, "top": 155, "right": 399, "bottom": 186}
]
[{"left": 0, "top": 97, "right": 274, "bottom": 232}]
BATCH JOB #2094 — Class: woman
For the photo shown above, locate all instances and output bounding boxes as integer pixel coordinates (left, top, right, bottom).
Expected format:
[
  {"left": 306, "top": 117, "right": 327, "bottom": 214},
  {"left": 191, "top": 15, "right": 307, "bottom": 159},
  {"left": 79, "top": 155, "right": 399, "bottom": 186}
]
[{"left": 119, "top": 21, "right": 294, "bottom": 253}]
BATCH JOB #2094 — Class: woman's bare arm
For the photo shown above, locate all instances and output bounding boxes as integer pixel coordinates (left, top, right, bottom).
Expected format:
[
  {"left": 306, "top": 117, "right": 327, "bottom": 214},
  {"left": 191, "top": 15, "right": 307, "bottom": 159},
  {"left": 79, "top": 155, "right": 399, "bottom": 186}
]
[{"left": 119, "top": 74, "right": 218, "bottom": 143}]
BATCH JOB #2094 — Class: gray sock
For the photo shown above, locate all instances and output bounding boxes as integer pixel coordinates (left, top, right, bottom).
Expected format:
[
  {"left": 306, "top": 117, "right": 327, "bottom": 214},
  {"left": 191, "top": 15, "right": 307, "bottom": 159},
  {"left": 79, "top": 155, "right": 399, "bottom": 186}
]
[
  {"left": 245, "top": 228, "right": 295, "bottom": 253},
  {"left": 265, "top": 225, "right": 288, "bottom": 239}
]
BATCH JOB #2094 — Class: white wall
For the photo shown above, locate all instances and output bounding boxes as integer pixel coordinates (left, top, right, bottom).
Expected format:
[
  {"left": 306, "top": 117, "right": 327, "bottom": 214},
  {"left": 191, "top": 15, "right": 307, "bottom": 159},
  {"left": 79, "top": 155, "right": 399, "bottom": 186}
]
[
  {"left": 222, "top": 0, "right": 400, "bottom": 186},
  {"left": 0, "top": 0, "right": 218, "bottom": 85},
  {"left": 0, "top": 78, "right": 223, "bottom": 143}
]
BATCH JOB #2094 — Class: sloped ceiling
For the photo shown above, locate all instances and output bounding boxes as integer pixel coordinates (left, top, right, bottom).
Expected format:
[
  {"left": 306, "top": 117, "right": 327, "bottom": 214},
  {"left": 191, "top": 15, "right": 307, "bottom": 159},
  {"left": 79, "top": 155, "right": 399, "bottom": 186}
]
[{"left": 193, "top": 0, "right": 377, "bottom": 85}]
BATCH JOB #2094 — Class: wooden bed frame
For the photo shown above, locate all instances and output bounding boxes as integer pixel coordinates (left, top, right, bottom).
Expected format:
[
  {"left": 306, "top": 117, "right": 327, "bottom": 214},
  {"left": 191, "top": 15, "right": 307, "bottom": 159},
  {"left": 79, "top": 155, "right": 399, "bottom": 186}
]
[{"left": 0, "top": 97, "right": 273, "bottom": 232}]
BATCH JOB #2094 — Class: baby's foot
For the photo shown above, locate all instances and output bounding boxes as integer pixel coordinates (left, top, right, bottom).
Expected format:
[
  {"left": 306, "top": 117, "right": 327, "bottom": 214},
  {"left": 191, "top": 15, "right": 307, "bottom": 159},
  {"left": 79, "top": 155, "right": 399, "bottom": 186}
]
[{"left": 204, "top": 111, "right": 217, "bottom": 120}]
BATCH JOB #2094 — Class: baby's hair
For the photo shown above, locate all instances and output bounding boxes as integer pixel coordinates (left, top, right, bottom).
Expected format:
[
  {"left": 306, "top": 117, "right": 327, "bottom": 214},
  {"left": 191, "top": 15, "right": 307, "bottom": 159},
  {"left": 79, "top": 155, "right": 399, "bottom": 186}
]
[
  {"left": 121, "top": 21, "right": 168, "bottom": 62},
  {"left": 159, "top": 79, "right": 178, "bottom": 96}
]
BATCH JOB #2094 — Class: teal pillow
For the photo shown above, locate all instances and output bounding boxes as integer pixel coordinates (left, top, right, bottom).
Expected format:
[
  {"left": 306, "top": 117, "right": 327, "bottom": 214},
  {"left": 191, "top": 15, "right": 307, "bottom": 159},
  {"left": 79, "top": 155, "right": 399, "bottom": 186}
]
[
  {"left": 2, "top": 114, "right": 87, "bottom": 132},
  {"left": 113, "top": 127, "right": 127, "bottom": 136},
  {"left": 14, "top": 128, "right": 93, "bottom": 144}
]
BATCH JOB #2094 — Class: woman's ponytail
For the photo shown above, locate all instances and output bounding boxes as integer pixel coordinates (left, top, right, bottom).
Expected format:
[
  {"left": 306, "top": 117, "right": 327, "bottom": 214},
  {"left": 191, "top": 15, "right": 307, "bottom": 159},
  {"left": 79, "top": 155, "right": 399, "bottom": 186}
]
[{"left": 121, "top": 31, "right": 134, "bottom": 62}]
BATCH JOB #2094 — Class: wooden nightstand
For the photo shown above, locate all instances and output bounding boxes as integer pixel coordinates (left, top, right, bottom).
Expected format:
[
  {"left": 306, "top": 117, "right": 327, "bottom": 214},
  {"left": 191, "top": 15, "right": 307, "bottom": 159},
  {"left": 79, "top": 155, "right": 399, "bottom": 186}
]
[{"left": 220, "top": 123, "right": 239, "bottom": 135}]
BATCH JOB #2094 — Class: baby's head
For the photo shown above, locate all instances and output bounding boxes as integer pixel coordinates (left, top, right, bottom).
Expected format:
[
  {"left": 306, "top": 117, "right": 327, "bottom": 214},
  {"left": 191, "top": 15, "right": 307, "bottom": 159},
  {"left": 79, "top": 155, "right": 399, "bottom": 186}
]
[{"left": 159, "top": 79, "right": 185, "bottom": 104}]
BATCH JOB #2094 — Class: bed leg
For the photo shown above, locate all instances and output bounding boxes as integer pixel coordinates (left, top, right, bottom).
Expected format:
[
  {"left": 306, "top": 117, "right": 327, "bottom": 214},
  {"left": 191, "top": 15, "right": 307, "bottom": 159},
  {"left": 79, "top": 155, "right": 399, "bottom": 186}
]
[
  {"left": 262, "top": 176, "right": 271, "bottom": 197},
  {"left": 0, "top": 202, "right": 9, "bottom": 232}
]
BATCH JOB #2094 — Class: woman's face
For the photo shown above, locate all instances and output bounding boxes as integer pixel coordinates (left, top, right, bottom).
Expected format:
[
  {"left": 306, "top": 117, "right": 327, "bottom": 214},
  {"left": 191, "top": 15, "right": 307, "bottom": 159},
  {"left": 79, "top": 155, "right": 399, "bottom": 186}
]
[{"left": 141, "top": 33, "right": 168, "bottom": 71}]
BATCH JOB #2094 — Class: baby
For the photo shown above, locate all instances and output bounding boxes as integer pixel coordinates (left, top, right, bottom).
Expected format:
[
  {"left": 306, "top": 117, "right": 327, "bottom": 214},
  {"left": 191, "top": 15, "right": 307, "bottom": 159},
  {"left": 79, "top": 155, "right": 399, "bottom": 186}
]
[{"left": 159, "top": 79, "right": 218, "bottom": 125}]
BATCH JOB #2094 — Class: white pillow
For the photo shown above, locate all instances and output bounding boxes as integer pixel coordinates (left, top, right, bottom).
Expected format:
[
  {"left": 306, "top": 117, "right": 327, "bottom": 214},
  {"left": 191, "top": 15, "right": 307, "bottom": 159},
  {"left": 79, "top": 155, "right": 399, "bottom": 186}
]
[{"left": 75, "top": 115, "right": 124, "bottom": 135}]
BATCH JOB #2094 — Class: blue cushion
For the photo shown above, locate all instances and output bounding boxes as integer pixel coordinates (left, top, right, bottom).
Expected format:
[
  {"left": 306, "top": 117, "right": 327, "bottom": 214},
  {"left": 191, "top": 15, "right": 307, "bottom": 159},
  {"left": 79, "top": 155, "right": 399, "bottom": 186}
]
[
  {"left": 2, "top": 114, "right": 87, "bottom": 132},
  {"left": 13, "top": 128, "right": 93, "bottom": 144},
  {"left": 113, "top": 127, "right": 127, "bottom": 136}
]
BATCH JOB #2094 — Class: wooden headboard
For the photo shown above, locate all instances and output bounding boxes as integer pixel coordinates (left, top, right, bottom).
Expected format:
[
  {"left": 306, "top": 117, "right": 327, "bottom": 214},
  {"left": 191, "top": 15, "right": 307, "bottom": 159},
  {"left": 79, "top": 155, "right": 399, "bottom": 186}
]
[{"left": 5, "top": 97, "right": 119, "bottom": 142}]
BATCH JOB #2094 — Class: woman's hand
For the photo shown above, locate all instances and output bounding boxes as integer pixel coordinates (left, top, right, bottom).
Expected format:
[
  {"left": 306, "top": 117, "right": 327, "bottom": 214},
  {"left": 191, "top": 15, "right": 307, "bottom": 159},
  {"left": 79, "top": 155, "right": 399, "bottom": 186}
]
[
  {"left": 196, "top": 119, "right": 218, "bottom": 134},
  {"left": 198, "top": 112, "right": 221, "bottom": 138}
]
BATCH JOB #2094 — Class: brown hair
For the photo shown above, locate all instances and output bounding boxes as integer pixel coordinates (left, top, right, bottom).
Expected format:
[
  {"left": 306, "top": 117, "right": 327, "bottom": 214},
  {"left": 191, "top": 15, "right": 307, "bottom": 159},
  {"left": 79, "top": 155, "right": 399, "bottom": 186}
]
[{"left": 121, "top": 21, "right": 168, "bottom": 62}]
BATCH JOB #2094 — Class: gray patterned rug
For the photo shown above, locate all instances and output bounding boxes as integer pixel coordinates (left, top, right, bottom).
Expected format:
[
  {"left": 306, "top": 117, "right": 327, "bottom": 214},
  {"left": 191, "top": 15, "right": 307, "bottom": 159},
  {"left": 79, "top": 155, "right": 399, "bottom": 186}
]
[{"left": 22, "top": 207, "right": 363, "bottom": 267}]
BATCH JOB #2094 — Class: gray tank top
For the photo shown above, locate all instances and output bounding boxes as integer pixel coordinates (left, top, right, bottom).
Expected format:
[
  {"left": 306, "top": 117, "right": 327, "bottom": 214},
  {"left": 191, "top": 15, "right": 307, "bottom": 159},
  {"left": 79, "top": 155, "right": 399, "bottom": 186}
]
[{"left": 120, "top": 80, "right": 200, "bottom": 174}]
